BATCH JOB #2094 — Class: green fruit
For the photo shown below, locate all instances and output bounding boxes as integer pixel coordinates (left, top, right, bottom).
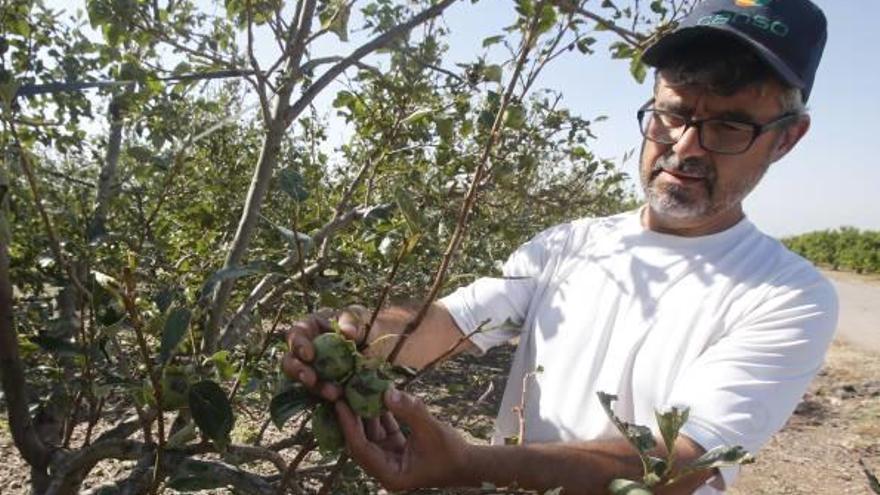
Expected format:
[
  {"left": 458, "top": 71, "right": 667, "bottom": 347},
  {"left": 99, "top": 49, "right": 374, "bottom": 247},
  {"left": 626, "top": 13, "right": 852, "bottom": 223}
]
[
  {"left": 312, "top": 402, "right": 344, "bottom": 454},
  {"left": 312, "top": 333, "right": 356, "bottom": 383},
  {"left": 344, "top": 368, "right": 390, "bottom": 419},
  {"left": 608, "top": 478, "right": 653, "bottom": 495}
]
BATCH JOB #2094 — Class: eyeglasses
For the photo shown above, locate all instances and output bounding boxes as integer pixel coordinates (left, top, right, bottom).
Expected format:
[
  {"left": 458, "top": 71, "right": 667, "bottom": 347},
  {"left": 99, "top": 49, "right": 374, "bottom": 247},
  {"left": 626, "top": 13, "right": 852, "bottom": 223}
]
[{"left": 636, "top": 99, "right": 800, "bottom": 155}]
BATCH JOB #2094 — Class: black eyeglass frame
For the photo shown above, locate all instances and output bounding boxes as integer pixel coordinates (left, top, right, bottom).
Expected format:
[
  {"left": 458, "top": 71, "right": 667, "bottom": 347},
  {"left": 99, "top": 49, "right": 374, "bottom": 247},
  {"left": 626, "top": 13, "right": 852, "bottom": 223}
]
[{"left": 636, "top": 99, "right": 801, "bottom": 155}]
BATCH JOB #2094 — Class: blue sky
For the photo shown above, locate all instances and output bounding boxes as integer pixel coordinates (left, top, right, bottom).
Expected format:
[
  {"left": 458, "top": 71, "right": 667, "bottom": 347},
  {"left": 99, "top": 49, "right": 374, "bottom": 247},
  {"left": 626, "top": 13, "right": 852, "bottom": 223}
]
[
  {"left": 52, "top": 0, "right": 877, "bottom": 237},
  {"left": 438, "top": 1, "right": 879, "bottom": 237}
]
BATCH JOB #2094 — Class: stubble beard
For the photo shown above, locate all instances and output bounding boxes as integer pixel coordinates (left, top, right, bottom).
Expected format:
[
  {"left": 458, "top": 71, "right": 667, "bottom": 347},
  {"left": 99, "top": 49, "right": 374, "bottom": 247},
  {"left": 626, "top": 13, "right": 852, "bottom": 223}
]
[{"left": 641, "top": 152, "right": 767, "bottom": 221}]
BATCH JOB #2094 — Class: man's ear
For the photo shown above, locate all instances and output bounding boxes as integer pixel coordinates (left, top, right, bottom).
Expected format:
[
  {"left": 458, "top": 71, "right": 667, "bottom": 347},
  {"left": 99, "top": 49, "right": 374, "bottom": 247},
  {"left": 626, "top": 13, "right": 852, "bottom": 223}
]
[{"left": 770, "top": 114, "right": 811, "bottom": 164}]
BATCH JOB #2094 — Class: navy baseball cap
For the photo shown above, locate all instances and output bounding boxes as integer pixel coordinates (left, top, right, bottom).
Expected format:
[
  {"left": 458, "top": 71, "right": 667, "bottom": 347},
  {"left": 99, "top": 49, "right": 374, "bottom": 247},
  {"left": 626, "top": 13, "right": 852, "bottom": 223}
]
[{"left": 642, "top": 0, "right": 827, "bottom": 101}]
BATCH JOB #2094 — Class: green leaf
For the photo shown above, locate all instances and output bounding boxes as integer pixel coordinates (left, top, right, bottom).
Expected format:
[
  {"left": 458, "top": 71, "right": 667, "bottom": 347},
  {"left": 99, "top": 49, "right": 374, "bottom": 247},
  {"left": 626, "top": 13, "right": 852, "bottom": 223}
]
[
  {"left": 610, "top": 41, "right": 634, "bottom": 59},
  {"left": 630, "top": 51, "right": 647, "bottom": 84},
  {"left": 401, "top": 107, "right": 434, "bottom": 125},
  {"left": 279, "top": 167, "right": 309, "bottom": 202},
  {"left": 536, "top": 4, "right": 558, "bottom": 35},
  {"left": 650, "top": 0, "right": 668, "bottom": 16},
  {"left": 608, "top": 478, "right": 653, "bottom": 495},
  {"left": 319, "top": 0, "right": 350, "bottom": 41},
  {"left": 159, "top": 306, "right": 191, "bottom": 364},
  {"left": 576, "top": 37, "right": 596, "bottom": 54},
  {"left": 482, "top": 35, "right": 504, "bottom": 48},
  {"left": 393, "top": 187, "right": 422, "bottom": 235},
  {"left": 503, "top": 104, "right": 527, "bottom": 129},
  {"left": 270, "top": 385, "right": 311, "bottom": 429},
  {"left": 679, "top": 445, "right": 754, "bottom": 478},
  {"left": 208, "top": 350, "right": 236, "bottom": 381},
  {"left": 188, "top": 380, "right": 234, "bottom": 451},
  {"left": 435, "top": 116, "right": 454, "bottom": 142},
  {"left": 0, "top": 79, "right": 20, "bottom": 112},
  {"left": 655, "top": 406, "right": 689, "bottom": 460},
  {"left": 597, "top": 391, "right": 656, "bottom": 455},
  {"left": 483, "top": 64, "right": 503, "bottom": 83}
]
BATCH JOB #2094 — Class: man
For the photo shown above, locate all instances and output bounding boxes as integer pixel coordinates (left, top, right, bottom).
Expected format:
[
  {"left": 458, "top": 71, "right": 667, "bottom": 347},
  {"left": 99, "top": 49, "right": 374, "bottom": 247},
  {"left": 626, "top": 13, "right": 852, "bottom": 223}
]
[{"left": 282, "top": 0, "right": 836, "bottom": 493}]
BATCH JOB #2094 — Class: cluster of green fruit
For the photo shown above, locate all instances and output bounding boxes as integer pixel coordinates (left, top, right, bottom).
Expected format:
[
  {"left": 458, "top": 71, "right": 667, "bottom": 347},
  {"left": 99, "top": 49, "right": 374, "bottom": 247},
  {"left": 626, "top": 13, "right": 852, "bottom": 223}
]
[{"left": 310, "top": 332, "right": 392, "bottom": 454}]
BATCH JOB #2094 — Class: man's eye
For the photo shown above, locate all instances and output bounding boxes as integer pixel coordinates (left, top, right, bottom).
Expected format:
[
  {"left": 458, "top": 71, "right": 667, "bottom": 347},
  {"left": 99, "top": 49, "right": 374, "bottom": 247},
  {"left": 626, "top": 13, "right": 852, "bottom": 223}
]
[
  {"left": 656, "top": 113, "right": 683, "bottom": 127},
  {"left": 711, "top": 121, "right": 751, "bottom": 133}
]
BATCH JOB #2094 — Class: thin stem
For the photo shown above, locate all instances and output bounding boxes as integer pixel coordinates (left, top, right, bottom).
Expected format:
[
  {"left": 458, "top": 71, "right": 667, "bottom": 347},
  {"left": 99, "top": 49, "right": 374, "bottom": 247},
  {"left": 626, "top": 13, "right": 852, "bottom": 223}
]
[
  {"left": 316, "top": 453, "right": 349, "bottom": 495},
  {"left": 386, "top": 4, "right": 545, "bottom": 365}
]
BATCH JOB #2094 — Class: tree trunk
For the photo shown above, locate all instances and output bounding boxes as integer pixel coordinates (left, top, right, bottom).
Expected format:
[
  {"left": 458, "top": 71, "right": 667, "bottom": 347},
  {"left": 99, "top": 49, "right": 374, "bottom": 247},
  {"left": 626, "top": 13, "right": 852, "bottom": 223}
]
[
  {"left": 0, "top": 220, "right": 50, "bottom": 478},
  {"left": 203, "top": 114, "right": 287, "bottom": 352}
]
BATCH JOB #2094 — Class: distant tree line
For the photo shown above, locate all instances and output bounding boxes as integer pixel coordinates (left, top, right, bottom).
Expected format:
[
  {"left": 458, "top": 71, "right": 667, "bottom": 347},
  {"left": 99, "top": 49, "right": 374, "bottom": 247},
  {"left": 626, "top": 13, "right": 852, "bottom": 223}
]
[{"left": 783, "top": 228, "right": 880, "bottom": 274}]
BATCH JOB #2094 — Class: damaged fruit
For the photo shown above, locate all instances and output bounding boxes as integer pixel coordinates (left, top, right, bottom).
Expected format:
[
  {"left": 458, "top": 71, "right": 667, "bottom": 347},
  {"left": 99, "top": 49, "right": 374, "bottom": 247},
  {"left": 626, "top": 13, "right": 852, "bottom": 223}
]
[{"left": 344, "top": 368, "right": 391, "bottom": 419}]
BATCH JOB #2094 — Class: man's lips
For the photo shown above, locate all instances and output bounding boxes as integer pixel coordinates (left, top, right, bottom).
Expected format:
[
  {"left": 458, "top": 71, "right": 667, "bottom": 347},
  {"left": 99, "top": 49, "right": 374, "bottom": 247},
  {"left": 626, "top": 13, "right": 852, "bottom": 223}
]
[{"left": 658, "top": 169, "right": 707, "bottom": 183}]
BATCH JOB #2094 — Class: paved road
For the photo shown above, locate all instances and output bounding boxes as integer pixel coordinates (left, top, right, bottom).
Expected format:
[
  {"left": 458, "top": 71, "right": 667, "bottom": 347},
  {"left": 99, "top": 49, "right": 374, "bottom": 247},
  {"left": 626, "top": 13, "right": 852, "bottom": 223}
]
[{"left": 822, "top": 270, "right": 880, "bottom": 353}]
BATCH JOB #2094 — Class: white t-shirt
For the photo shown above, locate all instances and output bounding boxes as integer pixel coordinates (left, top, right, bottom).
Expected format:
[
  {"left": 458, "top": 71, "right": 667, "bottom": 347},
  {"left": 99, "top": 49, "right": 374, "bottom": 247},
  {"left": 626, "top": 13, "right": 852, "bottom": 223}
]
[{"left": 440, "top": 208, "right": 838, "bottom": 493}]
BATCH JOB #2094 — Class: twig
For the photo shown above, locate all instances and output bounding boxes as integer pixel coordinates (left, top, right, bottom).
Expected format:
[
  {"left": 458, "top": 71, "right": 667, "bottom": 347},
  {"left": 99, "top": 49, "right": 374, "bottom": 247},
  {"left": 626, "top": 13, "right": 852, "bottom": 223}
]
[
  {"left": 276, "top": 438, "right": 317, "bottom": 494},
  {"left": 316, "top": 453, "right": 349, "bottom": 495},
  {"left": 552, "top": 0, "right": 646, "bottom": 47},
  {"left": 119, "top": 269, "right": 165, "bottom": 495},
  {"left": 7, "top": 123, "right": 91, "bottom": 299},
  {"left": 401, "top": 320, "right": 489, "bottom": 389},
  {"left": 362, "top": 237, "right": 412, "bottom": 345},
  {"left": 229, "top": 304, "right": 287, "bottom": 400},
  {"left": 386, "top": 3, "right": 544, "bottom": 365},
  {"left": 283, "top": 0, "right": 458, "bottom": 126}
]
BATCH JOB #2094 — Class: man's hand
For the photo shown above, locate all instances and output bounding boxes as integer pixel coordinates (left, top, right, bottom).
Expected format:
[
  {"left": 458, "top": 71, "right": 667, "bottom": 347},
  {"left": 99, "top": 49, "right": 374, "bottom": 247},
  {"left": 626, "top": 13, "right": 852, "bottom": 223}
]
[
  {"left": 336, "top": 387, "right": 473, "bottom": 492},
  {"left": 281, "top": 306, "right": 368, "bottom": 401}
]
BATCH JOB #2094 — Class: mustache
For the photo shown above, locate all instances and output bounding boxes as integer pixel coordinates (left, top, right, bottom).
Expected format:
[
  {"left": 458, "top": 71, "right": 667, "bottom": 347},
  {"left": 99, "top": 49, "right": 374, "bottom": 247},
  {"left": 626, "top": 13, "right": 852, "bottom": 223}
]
[{"left": 651, "top": 154, "right": 715, "bottom": 181}]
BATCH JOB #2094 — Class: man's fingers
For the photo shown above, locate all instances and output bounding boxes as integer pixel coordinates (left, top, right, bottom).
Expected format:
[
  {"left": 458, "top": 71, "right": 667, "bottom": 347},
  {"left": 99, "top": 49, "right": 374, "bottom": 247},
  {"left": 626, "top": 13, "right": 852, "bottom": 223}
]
[
  {"left": 337, "top": 305, "right": 369, "bottom": 344},
  {"left": 287, "top": 331, "right": 316, "bottom": 362},
  {"left": 281, "top": 354, "right": 315, "bottom": 385},
  {"left": 335, "top": 401, "right": 393, "bottom": 479},
  {"left": 383, "top": 388, "right": 433, "bottom": 431},
  {"left": 365, "top": 417, "right": 386, "bottom": 442},
  {"left": 380, "top": 412, "right": 406, "bottom": 451}
]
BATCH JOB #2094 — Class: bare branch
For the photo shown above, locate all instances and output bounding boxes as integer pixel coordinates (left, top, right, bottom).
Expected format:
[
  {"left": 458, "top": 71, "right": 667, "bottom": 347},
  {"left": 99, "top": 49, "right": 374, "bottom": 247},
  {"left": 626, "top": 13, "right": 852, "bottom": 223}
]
[
  {"left": 219, "top": 204, "right": 389, "bottom": 348},
  {"left": 387, "top": 2, "right": 542, "bottom": 365},
  {"left": 284, "top": 0, "right": 459, "bottom": 126},
  {"left": 552, "top": 0, "right": 646, "bottom": 47}
]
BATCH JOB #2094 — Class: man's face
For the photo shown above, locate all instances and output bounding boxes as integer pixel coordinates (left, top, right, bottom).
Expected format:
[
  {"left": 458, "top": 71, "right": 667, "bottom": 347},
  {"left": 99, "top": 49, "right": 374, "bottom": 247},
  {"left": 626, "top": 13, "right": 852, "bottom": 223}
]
[{"left": 639, "top": 73, "right": 796, "bottom": 230}]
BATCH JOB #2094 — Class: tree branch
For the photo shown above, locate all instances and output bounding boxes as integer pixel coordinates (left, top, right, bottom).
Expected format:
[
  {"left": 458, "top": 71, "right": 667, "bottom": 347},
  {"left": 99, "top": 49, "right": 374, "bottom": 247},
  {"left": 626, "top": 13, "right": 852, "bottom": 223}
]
[
  {"left": 552, "top": 0, "right": 646, "bottom": 47},
  {"left": 284, "top": 0, "right": 459, "bottom": 126},
  {"left": 387, "top": 1, "right": 542, "bottom": 364},
  {"left": 0, "top": 223, "right": 50, "bottom": 469}
]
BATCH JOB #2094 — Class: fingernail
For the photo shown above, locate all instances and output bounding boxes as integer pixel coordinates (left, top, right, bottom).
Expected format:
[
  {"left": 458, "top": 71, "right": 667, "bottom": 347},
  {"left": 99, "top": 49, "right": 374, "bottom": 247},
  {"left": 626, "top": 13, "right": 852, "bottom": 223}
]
[
  {"left": 388, "top": 388, "right": 401, "bottom": 404},
  {"left": 298, "top": 371, "right": 307, "bottom": 383}
]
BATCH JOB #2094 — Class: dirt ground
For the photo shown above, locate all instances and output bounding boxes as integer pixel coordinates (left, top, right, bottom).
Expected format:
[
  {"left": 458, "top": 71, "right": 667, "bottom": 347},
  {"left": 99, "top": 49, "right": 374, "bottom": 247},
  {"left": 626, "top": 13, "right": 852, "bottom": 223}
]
[{"left": 2, "top": 278, "right": 880, "bottom": 494}]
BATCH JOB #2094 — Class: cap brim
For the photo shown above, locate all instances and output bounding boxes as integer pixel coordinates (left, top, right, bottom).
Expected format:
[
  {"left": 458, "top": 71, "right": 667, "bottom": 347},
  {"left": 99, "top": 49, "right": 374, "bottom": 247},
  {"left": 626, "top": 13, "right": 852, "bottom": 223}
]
[{"left": 642, "top": 27, "right": 805, "bottom": 93}]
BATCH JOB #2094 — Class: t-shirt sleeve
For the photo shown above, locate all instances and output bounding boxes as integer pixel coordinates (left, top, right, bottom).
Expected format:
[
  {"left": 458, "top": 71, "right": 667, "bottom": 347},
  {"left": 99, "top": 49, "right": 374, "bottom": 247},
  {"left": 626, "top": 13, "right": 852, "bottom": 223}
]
[
  {"left": 666, "top": 273, "right": 838, "bottom": 490},
  {"left": 439, "top": 224, "right": 567, "bottom": 353}
]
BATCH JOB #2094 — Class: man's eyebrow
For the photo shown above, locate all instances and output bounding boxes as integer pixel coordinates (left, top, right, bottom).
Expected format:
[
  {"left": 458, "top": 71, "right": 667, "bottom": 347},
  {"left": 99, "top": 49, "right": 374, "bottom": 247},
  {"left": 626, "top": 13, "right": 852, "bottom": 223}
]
[
  {"left": 654, "top": 102, "right": 757, "bottom": 123},
  {"left": 712, "top": 110, "right": 757, "bottom": 122},
  {"left": 654, "top": 101, "right": 690, "bottom": 114}
]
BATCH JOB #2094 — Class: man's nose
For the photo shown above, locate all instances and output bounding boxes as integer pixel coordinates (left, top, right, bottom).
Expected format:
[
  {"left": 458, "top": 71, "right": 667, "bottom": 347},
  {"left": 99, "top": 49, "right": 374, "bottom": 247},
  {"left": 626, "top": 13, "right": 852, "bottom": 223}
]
[{"left": 672, "top": 124, "right": 708, "bottom": 160}]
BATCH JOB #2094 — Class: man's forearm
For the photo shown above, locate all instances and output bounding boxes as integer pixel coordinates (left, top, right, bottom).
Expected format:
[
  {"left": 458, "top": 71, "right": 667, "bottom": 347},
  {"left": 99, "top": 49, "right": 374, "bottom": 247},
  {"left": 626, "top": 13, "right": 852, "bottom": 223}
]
[
  {"left": 363, "top": 303, "right": 475, "bottom": 369},
  {"left": 461, "top": 437, "right": 714, "bottom": 495}
]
